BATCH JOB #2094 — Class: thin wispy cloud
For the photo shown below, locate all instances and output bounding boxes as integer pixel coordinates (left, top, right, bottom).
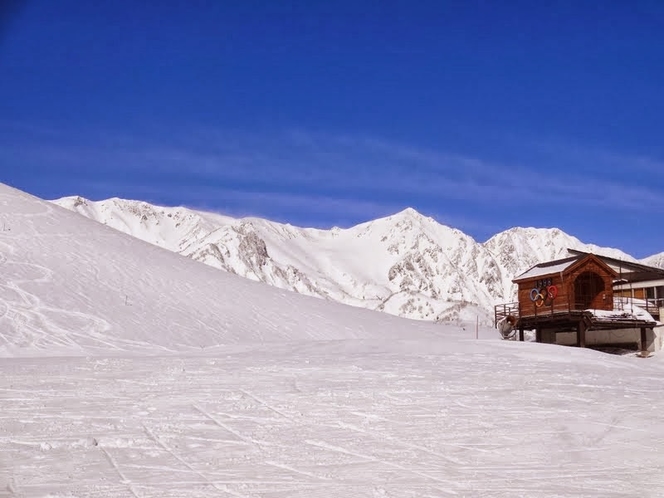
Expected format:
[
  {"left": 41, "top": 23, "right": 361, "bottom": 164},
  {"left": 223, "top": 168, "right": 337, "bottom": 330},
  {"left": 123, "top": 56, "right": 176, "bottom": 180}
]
[
  {"left": 2, "top": 121, "right": 663, "bottom": 249},
  {"left": 502, "top": 132, "right": 664, "bottom": 178}
]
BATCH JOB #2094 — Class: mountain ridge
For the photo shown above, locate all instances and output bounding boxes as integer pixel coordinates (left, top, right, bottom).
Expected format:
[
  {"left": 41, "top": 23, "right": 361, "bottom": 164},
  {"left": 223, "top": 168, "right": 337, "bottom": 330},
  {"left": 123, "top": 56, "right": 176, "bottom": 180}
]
[{"left": 53, "top": 195, "right": 655, "bottom": 325}]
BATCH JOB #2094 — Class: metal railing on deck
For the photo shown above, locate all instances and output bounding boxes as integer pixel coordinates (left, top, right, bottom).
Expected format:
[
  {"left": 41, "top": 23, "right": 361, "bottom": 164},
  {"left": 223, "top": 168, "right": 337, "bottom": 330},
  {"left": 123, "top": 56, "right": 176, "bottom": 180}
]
[
  {"left": 645, "top": 298, "right": 664, "bottom": 319},
  {"left": 616, "top": 297, "right": 663, "bottom": 319}
]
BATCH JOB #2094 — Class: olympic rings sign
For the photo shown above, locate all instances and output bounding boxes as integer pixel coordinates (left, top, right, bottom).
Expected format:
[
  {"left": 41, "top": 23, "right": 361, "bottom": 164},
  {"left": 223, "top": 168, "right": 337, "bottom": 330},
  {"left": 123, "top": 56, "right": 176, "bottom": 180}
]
[
  {"left": 531, "top": 290, "right": 545, "bottom": 307},
  {"left": 529, "top": 284, "right": 558, "bottom": 308}
]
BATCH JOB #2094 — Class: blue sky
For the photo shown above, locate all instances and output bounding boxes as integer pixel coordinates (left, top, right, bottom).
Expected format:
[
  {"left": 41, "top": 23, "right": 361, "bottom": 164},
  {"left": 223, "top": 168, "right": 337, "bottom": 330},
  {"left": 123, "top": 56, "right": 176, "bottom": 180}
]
[{"left": 1, "top": 1, "right": 663, "bottom": 258}]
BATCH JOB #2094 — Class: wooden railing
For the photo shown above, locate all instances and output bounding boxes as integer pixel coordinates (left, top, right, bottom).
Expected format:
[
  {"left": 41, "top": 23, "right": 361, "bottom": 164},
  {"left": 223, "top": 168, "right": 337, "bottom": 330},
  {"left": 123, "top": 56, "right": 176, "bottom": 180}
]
[
  {"left": 495, "top": 297, "right": 663, "bottom": 328},
  {"left": 494, "top": 300, "right": 574, "bottom": 327},
  {"left": 522, "top": 299, "right": 575, "bottom": 318},
  {"left": 494, "top": 302, "right": 520, "bottom": 327}
]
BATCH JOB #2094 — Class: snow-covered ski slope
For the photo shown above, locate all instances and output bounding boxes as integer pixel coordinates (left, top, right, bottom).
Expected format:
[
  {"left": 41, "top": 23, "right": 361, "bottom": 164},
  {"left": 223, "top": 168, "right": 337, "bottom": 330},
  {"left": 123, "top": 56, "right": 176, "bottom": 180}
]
[
  {"left": 3, "top": 182, "right": 664, "bottom": 497},
  {"left": 0, "top": 183, "right": 441, "bottom": 356}
]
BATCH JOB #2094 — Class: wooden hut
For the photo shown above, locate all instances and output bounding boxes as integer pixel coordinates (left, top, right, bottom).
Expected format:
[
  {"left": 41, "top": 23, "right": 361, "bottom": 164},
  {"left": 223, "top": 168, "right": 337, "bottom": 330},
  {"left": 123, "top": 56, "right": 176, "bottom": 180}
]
[
  {"left": 568, "top": 249, "right": 664, "bottom": 319},
  {"left": 495, "top": 252, "right": 659, "bottom": 350},
  {"left": 514, "top": 253, "right": 617, "bottom": 316}
]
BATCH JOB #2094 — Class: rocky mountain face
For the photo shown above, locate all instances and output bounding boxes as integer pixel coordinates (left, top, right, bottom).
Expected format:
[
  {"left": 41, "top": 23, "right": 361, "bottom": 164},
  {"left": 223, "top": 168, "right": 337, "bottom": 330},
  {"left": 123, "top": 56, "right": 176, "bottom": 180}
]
[
  {"left": 483, "top": 227, "right": 639, "bottom": 303},
  {"left": 53, "top": 196, "right": 646, "bottom": 325}
]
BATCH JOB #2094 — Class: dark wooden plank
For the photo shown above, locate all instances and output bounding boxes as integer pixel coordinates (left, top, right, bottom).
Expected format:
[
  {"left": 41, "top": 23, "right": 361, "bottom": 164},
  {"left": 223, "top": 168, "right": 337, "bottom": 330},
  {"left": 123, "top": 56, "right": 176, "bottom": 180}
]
[{"left": 576, "top": 320, "right": 586, "bottom": 348}]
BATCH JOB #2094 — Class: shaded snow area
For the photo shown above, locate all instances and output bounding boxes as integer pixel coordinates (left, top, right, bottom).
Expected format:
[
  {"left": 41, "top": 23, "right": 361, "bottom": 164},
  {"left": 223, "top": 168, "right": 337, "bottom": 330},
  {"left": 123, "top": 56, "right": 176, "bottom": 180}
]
[{"left": 3, "top": 182, "right": 664, "bottom": 497}]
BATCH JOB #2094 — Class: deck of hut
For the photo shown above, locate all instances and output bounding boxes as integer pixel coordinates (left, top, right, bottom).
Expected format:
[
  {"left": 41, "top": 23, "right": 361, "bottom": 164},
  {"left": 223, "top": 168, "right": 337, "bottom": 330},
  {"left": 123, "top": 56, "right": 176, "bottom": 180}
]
[{"left": 495, "top": 253, "right": 661, "bottom": 350}]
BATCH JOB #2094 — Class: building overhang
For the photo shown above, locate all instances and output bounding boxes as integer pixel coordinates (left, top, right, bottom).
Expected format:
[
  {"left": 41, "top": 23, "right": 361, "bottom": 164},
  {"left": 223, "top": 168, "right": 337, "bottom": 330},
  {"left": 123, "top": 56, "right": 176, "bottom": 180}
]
[{"left": 614, "top": 278, "right": 664, "bottom": 290}]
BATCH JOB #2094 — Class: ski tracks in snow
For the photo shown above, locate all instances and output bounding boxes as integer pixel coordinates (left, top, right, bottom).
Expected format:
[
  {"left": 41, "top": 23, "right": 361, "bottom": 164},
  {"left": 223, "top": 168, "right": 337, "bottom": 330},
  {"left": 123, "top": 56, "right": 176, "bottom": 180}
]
[
  {"left": 3, "top": 350, "right": 664, "bottom": 497},
  {"left": 0, "top": 257, "right": 117, "bottom": 352}
]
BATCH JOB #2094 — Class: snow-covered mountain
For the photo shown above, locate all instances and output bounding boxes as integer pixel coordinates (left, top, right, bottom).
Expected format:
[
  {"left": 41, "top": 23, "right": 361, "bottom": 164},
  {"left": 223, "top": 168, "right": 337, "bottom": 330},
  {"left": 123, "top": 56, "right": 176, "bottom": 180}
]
[
  {"left": 54, "top": 195, "right": 642, "bottom": 325},
  {"left": 483, "top": 227, "right": 639, "bottom": 305},
  {"left": 642, "top": 251, "right": 664, "bottom": 269}
]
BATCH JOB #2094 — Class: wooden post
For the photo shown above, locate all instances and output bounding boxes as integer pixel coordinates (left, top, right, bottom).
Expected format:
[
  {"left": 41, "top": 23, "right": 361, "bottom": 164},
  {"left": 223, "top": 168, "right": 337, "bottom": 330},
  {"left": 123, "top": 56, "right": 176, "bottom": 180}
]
[
  {"left": 640, "top": 327, "right": 648, "bottom": 351},
  {"left": 535, "top": 326, "right": 542, "bottom": 343},
  {"left": 518, "top": 325, "right": 524, "bottom": 342},
  {"left": 576, "top": 320, "right": 586, "bottom": 348}
]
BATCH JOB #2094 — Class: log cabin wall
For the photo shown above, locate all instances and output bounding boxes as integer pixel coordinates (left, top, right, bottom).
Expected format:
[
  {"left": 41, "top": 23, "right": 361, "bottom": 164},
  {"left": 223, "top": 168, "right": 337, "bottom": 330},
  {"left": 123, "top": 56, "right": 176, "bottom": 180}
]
[
  {"left": 515, "top": 257, "right": 616, "bottom": 316},
  {"left": 517, "top": 273, "right": 567, "bottom": 315},
  {"left": 566, "top": 259, "right": 614, "bottom": 311}
]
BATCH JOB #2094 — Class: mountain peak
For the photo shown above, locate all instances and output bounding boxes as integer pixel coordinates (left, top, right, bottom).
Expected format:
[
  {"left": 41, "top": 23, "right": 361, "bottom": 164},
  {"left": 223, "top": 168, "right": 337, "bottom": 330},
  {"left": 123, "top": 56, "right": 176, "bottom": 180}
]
[
  {"left": 396, "top": 207, "right": 420, "bottom": 217},
  {"left": 642, "top": 252, "right": 664, "bottom": 269},
  {"left": 383, "top": 207, "right": 436, "bottom": 224},
  {"left": 396, "top": 206, "right": 431, "bottom": 218}
]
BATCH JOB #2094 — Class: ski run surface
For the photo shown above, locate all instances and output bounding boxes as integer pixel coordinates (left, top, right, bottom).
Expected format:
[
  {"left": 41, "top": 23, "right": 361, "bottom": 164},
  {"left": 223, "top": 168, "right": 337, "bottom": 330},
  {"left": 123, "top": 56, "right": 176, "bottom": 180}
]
[{"left": 2, "top": 182, "right": 664, "bottom": 497}]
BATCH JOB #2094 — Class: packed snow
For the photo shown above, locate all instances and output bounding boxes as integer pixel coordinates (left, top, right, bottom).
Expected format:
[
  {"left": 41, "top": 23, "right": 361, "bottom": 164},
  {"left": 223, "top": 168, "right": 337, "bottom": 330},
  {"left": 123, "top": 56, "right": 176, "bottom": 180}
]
[{"left": 4, "top": 183, "right": 664, "bottom": 497}]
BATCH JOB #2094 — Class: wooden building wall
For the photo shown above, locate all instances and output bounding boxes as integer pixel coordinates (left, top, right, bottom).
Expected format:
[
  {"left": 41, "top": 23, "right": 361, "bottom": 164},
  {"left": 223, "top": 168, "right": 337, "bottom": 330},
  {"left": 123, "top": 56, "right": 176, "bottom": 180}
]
[
  {"left": 517, "top": 273, "right": 568, "bottom": 315},
  {"left": 516, "top": 257, "right": 615, "bottom": 315},
  {"left": 566, "top": 258, "right": 614, "bottom": 311}
]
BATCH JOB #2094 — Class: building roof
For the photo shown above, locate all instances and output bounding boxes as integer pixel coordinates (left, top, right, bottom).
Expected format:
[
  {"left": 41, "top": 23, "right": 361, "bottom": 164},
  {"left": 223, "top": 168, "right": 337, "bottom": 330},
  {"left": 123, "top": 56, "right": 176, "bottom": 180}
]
[
  {"left": 513, "top": 249, "right": 664, "bottom": 284},
  {"left": 567, "top": 249, "right": 664, "bottom": 283},
  {"left": 513, "top": 255, "right": 581, "bottom": 282}
]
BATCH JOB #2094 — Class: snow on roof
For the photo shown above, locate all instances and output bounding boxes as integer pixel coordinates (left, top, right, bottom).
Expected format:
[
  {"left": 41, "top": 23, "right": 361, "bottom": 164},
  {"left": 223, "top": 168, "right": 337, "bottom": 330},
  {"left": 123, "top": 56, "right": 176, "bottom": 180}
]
[{"left": 513, "top": 257, "right": 579, "bottom": 281}]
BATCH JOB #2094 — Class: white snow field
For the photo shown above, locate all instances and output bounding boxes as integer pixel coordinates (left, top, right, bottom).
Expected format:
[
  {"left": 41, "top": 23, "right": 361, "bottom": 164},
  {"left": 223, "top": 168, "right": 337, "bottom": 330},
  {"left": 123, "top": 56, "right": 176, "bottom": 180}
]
[{"left": 2, "top": 182, "right": 664, "bottom": 497}]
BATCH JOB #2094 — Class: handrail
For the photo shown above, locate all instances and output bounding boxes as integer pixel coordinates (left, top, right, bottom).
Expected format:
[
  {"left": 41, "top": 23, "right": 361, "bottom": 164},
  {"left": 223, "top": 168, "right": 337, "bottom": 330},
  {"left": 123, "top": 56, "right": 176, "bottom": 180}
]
[
  {"left": 493, "top": 301, "right": 520, "bottom": 327},
  {"left": 616, "top": 296, "right": 662, "bottom": 317},
  {"left": 495, "top": 296, "right": 664, "bottom": 322}
]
